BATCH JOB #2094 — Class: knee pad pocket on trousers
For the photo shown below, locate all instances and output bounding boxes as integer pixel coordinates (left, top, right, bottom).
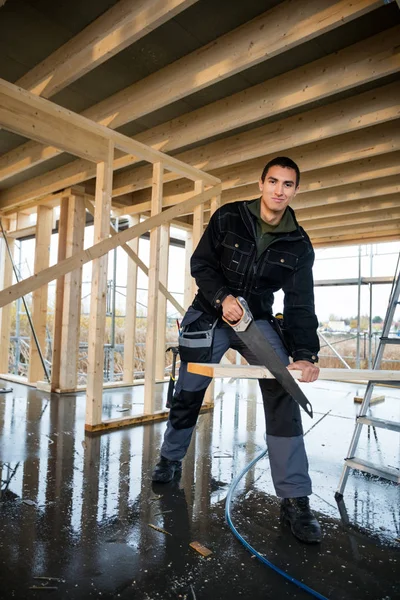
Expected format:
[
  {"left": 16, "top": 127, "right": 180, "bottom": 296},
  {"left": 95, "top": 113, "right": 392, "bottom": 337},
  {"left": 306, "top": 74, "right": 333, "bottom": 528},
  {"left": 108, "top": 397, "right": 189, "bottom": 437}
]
[
  {"left": 169, "top": 389, "right": 206, "bottom": 430},
  {"left": 259, "top": 380, "right": 303, "bottom": 437}
]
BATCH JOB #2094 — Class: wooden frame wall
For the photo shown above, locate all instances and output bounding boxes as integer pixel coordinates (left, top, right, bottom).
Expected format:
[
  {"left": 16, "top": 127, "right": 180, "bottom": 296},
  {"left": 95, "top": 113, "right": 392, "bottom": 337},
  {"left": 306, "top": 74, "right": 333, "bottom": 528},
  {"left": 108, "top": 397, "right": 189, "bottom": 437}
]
[{"left": 0, "top": 77, "right": 221, "bottom": 432}]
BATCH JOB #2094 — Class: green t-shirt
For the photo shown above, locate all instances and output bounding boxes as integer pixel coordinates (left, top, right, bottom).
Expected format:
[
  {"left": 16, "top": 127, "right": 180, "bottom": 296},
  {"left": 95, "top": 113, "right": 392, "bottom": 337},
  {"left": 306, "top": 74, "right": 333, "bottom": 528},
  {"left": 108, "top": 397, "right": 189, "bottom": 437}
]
[{"left": 247, "top": 198, "right": 297, "bottom": 258}]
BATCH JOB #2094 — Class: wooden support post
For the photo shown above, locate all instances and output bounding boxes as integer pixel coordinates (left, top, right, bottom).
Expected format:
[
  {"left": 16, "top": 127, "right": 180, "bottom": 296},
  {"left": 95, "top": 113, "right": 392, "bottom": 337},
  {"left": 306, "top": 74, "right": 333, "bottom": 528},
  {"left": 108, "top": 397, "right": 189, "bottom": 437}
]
[
  {"left": 192, "top": 180, "right": 204, "bottom": 297},
  {"left": 123, "top": 215, "right": 139, "bottom": 383},
  {"left": 184, "top": 229, "right": 193, "bottom": 310},
  {"left": 144, "top": 162, "right": 163, "bottom": 413},
  {"left": 59, "top": 190, "right": 86, "bottom": 390},
  {"left": 206, "top": 192, "right": 221, "bottom": 406},
  {"left": 27, "top": 205, "right": 53, "bottom": 383},
  {"left": 86, "top": 142, "right": 114, "bottom": 428},
  {"left": 155, "top": 223, "right": 170, "bottom": 380},
  {"left": 210, "top": 194, "right": 221, "bottom": 217},
  {"left": 0, "top": 236, "right": 14, "bottom": 373},
  {"left": 51, "top": 195, "right": 69, "bottom": 390}
]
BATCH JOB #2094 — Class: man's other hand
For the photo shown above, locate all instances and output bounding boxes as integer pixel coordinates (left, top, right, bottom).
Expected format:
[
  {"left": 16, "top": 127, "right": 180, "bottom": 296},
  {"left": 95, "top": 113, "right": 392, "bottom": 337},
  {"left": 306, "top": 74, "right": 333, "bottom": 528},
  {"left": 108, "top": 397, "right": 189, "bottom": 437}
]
[
  {"left": 222, "top": 295, "right": 243, "bottom": 323},
  {"left": 287, "top": 360, "right": 319, "bottom": 383}
]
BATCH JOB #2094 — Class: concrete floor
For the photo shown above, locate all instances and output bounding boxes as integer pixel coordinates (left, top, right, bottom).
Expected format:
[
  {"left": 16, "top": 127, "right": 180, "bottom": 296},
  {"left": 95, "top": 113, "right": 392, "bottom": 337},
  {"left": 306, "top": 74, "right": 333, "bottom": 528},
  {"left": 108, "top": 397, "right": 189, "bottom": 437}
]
[{"left": 0, "top": 375, "right": 399, "bottom": 599}]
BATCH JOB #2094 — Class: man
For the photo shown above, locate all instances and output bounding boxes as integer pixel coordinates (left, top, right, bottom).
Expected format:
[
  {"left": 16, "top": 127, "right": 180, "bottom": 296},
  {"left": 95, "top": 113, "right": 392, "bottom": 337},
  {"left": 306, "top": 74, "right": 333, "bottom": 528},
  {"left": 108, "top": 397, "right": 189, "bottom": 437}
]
[{"left": 152, "top": 156, "right": 321, "bottom": 544}]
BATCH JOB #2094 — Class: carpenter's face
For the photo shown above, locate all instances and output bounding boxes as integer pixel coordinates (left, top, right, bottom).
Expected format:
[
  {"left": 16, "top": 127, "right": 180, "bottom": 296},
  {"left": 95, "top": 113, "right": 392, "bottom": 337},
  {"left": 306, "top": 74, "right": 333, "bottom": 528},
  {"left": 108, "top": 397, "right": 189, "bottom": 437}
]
[{"left": 259, "top": 166, "right": 298, "bottom": 219}]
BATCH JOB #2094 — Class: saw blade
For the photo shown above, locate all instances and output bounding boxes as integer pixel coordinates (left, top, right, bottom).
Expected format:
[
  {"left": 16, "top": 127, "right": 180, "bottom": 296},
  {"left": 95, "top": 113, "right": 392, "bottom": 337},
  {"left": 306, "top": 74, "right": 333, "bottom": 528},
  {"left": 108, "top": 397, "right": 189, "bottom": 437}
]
[{"left": 235, "top": 320, "right": 313, "bottom": 418}]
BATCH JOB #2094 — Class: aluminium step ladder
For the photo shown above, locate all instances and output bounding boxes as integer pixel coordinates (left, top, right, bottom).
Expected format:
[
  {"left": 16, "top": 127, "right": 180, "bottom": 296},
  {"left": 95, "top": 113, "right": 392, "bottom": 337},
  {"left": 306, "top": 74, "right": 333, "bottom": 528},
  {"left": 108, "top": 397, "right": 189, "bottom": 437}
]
[{"left": 335, "top": 256, "right": 400, "bottom": 499}]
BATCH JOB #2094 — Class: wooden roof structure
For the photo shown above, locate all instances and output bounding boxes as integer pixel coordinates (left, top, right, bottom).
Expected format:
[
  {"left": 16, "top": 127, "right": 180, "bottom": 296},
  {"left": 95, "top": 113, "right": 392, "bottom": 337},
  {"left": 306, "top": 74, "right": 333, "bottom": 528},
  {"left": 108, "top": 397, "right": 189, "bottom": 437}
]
[
  {"left": 0, "top": 0, "right": 399, "bottom": 247},
  {"left": 0, "top": 0, "right": 399, "bottom": 431}
]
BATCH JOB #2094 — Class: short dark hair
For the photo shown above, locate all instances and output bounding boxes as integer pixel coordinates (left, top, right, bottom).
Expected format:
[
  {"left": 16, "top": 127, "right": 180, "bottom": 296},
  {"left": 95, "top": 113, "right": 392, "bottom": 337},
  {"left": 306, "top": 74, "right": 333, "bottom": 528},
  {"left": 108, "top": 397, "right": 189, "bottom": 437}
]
[{"left": 261, "top": 156, "right": 300, "bottom": 187}]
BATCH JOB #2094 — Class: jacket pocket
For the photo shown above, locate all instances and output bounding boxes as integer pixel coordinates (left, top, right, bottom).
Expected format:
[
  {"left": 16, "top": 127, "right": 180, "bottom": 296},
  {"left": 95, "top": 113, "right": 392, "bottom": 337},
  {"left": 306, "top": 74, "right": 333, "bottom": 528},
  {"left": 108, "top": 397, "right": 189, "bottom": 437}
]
[
  {"left": 220, "top": 232, "right": 254, "bottom": 283},
  {"left": 265, "top": 248, "right": 298, "bottom": 270}
]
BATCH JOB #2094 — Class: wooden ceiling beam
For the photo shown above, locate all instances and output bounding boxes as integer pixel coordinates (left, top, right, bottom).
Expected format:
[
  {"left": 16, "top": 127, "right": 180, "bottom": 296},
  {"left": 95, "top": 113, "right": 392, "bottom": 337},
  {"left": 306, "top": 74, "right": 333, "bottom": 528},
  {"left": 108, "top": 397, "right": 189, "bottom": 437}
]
[
  {"left": 310, "top": 220, "right": 400, "bottom": 240},
  {"left": 208, "top": 142, "right": 400, "bottom": 198},
  {"left": 0, "top": 7, "right": 393, "bottom": 185},
  {"left": 112, "top": 83, "right": 400, "bottom": 197},
  {"left": 293, "top": 176, "right": 400, "bottom": 210},
  {"left": 313, "top": 232, "right": 400, "bottom": 248},
  {"left": 127, "top": 146, "right": 400, "bottom": 209},
  {"left": 298, "top": 152, "right": 400, "bottom": 193},
  {"left": 220, "top": 181, "right": 400, "bottom": 212},
  {"left": 296, "top": 193, "right": 400, "bottom": 220},
  {"left": 219, "top": 135, "right": 400, "bottom": 205},
  {"left": 133, "top": 26, "right": 400, "bottom": 154},
  {"left": 175, "top": 82, "right": 400, "bottom": 173},
  {"left": 300, "top": 202, "right": 400, "bottom": 231},
  {"left": 16, "top": 0, "right": 198, "bottom": 98},
  {"left": 85, "top": 0, "right": 382, "bottom": 129}
]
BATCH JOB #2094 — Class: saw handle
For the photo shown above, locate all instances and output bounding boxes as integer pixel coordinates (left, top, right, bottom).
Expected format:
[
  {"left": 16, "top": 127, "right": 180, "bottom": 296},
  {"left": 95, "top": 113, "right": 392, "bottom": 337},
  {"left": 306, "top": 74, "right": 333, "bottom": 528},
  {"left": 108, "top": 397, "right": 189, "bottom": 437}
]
[{"left": 222, "top": 296, "right": 253, "bottom": 332}]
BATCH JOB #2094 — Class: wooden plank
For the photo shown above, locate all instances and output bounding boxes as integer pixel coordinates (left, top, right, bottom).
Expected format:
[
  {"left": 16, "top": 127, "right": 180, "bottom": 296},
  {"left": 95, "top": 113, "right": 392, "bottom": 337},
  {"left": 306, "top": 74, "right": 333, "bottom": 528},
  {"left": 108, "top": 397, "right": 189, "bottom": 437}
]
[
  {"left": 16, "top": 0, "right": 198, "bottom": 98},
  {"left": 0, "top": 184, "right": 221, "bottom": 309},
  {"left": 155, "top": 149, "right": 400, "bottom": 207},
  {"left": 110, "top": 131, "right": 219, "bottom": 185},
  {"left": 293, "top": 177, "right": 400, "bottom": 211},
  {"left": 210, "top": 195, "right": 221, "bottom": 217},
  {"left": 0, "top": 4, "right": 391, "bottom": 194},
  {"left": 0, "top": 137, "right": 218, "bottom": 214},
  {"left": 298, "top": 152, "right": 400, "bottom": 194},
  {"left": 1, "top": 191, "right": 63, "bottom": 218},
  {"left": 155, "top": 224, "right": 170, "bottom": 380},
  {"left": 176, "top": 82, "right": 400, "bottom": 174},
  {"left": 300, "top": 201, "right": 400, "bottom": 231},
  {"left": 50, "top": 195, "right": 69, "bottom": 390},
  {"left": 59, "top": 191, "right": 86, "bottom": 390},
  {"left": 85, "top": 0, "right": 381, "bottom": 130},
  {"left": 0, "top": 79, "right": 110, "bottom": 163},
  {"left": 133, "top": 25, "right": 400, "bottom": 158},
  {"left": 0, "top": 161, "right": 98, "bottom": 214},
  {"left": 313, "top": 232, "right": 400, "bottom": 248},
  {"left": 85, "top": 142, "right": 114, "bottom": 427},
  {"left": 123, "top": 215, "right": 139, "bottom": 383},
  {"left": 27, "top": 205, "right": 52, "bottom": 383},
  {"left": 2, "top": 96, "right": 396, "bottom": 217},
  {"left": 202, "top": 191, "right": 220, "bottom": 387},
  {"left": 206, "top": 121, "right": 400, "bottom": 204},
  {"left": 203, "top": 190, "right": 220, "bottom": 403},
  {"left": 112, "top": 83, "right": 400, "bottom": 197},
  {"left": 84, "top": 403, "right": 214, "bottom": 433},
  {"left": 3, "top": 225, "right": 37, "bottom": 239},
  {"left": 297, "top": 192, "right": 400, "bottom": 220},
  {"left": 184, "top": 230, "right": 193, "bottom": 310},
  {"left": 310, "top": 220, "right": 400, "bottom": 240},
  {"left": 0, "top": 77, "right": 219, "bottom": 211},
  {"left": 188, "top": 363, "right": 400, "bottom": 382},
  {"left": 144, "top": 162, "right": 163, "bottom": 413},
  {"left": 0, "top": 237, "right": 14, "bottom": 372},
  {"left": 192, "top": 180, "right": 204, "bottom": 298}
]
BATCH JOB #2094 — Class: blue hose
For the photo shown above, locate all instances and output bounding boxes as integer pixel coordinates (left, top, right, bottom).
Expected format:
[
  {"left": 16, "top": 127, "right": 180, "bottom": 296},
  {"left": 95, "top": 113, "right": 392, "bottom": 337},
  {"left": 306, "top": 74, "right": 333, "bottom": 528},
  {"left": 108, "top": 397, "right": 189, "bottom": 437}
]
[{"left": 225, "top": 447, "right": 329, "bottom": 600}]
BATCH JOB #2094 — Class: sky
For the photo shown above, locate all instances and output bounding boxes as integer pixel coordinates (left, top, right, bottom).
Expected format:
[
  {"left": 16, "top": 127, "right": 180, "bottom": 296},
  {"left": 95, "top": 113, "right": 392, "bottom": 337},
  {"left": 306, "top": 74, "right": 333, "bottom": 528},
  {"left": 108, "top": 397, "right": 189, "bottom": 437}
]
[{"left": 10, "top": 227, "right": 400, "bottom": 325}]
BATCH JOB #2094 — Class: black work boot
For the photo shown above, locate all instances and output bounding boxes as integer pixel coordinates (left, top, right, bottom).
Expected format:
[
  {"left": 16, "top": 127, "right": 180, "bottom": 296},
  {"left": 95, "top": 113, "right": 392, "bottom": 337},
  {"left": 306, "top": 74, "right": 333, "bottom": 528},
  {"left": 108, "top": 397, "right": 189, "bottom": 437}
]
[
  {"left": 152, "top": 456, "right": 182, "bottom": 483},
  {"left": 280, "top": 497, "right": 321, "bottom": 543}
]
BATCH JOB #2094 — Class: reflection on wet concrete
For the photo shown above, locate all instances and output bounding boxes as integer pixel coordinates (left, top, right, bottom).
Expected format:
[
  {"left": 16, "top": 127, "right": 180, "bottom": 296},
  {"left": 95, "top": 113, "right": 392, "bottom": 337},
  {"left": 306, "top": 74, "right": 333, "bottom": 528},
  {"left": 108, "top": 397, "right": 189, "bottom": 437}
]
[{"left": 0, "top": 378, "right": 399, "bottom": 599}]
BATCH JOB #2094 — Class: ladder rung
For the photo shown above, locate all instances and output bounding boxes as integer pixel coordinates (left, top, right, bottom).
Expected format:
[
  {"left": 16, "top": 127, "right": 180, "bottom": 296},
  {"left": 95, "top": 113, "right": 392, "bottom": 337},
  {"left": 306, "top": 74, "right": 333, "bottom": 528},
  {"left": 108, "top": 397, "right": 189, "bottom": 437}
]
[
  {"left": 357, "top": 416, "right": 400, "bottom": 433},
  {"left": 345, "top": 457, "right": 400, "bottom": 483},
  {"left": 379, "top": 337, "right": 400, "bottom": 345}
]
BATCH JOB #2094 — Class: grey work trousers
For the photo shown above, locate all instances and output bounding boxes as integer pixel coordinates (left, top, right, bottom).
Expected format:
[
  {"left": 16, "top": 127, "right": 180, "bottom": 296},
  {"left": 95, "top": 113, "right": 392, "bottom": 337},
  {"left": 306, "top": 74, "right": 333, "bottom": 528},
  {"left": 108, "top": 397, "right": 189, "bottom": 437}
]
[{"left": 160, "top": 318, "right": 312, "bottom": 498}]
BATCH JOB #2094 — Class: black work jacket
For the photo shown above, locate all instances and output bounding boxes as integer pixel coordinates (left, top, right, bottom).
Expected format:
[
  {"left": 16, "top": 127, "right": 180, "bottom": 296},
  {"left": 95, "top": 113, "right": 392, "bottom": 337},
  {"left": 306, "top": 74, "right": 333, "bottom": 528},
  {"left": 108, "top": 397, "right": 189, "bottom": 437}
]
[{"left": 190, "top": 201, "right": 320, "bottom": 363}]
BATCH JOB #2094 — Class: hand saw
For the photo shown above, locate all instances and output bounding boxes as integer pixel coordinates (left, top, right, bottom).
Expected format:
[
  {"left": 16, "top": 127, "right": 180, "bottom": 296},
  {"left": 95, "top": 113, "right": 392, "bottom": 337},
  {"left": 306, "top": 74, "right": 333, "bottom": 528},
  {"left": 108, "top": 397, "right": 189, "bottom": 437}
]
[{"left": 224, "top": 296, "right": 313, "bottom": 418}]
